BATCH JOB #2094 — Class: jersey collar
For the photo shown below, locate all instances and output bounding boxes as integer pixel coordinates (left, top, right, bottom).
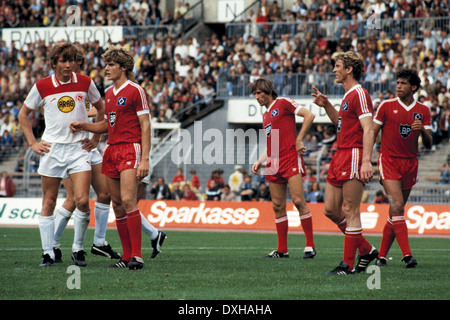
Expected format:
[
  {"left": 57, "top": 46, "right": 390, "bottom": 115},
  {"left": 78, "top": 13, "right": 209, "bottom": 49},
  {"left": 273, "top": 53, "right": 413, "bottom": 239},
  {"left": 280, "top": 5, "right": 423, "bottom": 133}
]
[
  {"left": 51, "top": 72, "right": 78, "bottom": 87},
  {"left": 112, "top": 80, "right": 131, "bottom": 96},
  {"left": 396, "top": 97, "right": 417, "bottom": 111}
]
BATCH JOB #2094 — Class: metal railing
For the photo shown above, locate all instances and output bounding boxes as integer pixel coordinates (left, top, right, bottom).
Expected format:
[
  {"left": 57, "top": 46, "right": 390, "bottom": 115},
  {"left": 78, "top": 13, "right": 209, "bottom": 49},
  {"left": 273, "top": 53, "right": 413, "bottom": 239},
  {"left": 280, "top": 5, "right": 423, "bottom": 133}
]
[
  {"left": 216, "top": 72, "right": 396, "bottom": 98},
  {"left": 226, "top": 16, "right": 450, "bottom": 42},
  {"left": 123, "top": 0, "right": 204, "bottom": 41}
]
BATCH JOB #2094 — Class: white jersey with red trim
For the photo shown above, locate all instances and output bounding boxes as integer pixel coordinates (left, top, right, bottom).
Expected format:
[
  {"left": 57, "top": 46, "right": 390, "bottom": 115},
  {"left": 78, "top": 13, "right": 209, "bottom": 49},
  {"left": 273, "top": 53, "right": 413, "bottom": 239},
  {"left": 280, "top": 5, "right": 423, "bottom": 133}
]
[{"left": 24, "top": 72, "right": 101, "bottom": 144}]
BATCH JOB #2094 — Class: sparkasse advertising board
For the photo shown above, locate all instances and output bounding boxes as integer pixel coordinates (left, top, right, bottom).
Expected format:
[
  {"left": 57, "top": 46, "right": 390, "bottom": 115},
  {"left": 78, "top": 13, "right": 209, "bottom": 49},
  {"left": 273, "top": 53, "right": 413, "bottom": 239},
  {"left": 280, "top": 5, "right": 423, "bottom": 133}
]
[{"left": 0, "top": 199, "right": 448, "bottom": 236}]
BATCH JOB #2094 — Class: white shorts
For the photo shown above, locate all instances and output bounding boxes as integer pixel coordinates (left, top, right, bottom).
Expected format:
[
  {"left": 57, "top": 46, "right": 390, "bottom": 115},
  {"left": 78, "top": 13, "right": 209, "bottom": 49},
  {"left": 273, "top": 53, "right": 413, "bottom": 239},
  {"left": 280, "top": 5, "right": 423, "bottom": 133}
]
[
  {"left": 91, "top": 148, "right": 103, "bottom": 166},
  {"left": 38, "top": 142, "right": 92, "bottom": 178}
]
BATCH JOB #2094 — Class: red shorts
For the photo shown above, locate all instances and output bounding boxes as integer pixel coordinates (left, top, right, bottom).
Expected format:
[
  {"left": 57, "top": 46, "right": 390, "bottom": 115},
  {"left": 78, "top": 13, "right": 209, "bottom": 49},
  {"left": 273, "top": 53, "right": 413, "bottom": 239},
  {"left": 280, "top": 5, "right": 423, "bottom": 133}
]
[
  {"left": 327, "top": 148, "right": 363, "bottom": 187},
  {"left": 102, "top": 143, "right": 142, "bottom": 179},
  {"left": 265, "top": 153, "right": 305, "bottom": 184},
  {"left": 378, "top": 154, "right": 418, "bottom": 190}
]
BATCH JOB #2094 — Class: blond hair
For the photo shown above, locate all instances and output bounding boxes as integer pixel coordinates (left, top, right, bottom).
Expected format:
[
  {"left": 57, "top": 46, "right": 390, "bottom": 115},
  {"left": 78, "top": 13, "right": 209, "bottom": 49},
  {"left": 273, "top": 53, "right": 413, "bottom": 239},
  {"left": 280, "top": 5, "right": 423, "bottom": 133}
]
[
  {"left": 102, "top": 46, "right": 135, "bottom": 81},
  {"left": 334, "top": 51, "right": 365, "bottom": 81}
]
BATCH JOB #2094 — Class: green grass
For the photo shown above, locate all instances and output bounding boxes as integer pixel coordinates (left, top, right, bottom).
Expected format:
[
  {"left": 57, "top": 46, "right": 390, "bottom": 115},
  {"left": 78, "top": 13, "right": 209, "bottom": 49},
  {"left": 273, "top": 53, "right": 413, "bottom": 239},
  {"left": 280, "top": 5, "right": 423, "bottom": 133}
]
[{"left": 0, "top": 227, "right": 448, "bottom": 300}]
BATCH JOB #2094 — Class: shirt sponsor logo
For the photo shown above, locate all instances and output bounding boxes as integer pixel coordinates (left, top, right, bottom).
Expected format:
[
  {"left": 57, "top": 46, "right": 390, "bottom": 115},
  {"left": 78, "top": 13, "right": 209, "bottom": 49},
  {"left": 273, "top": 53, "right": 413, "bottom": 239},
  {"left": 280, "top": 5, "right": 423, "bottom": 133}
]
[
  {"left": 57, "top": 96, "right": 75, "bottom": 113},
  {"left": 399, "top": 124, "right": 412, "bottom": 138}
]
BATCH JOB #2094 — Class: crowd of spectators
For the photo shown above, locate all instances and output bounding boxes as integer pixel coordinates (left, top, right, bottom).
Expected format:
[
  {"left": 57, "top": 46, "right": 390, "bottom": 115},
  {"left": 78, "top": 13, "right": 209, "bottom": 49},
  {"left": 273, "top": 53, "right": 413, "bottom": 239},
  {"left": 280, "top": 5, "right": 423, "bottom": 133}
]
[{"left": 0, "top": 0, "right": 449, "bottom": 197}]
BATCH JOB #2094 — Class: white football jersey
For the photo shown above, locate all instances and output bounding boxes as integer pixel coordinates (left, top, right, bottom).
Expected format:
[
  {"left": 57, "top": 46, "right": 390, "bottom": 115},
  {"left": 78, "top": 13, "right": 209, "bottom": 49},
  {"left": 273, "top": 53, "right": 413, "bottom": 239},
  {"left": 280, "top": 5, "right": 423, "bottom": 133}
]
[{"left": 24, "top": 72, "right": 101, "bottom": 144}]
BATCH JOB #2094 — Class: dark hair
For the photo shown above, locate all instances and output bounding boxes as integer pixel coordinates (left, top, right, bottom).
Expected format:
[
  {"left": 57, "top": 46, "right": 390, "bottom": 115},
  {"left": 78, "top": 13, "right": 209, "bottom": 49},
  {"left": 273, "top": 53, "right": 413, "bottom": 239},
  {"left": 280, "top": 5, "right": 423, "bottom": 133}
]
[
  {"left": 395, "top": 69, "right": 421, "bottom": 93},
  {"left": 251, "top": 78, "right": 278, "bottom": 98},
  {"left": 49, "top": 42, "right": 78, "bottom": 70}
]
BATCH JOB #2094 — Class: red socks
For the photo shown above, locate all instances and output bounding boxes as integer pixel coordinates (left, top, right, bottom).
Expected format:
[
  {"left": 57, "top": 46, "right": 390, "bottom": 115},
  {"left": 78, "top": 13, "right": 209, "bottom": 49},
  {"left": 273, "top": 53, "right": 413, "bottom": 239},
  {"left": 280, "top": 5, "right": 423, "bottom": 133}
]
[
  {"left": 379, "top": 215, "right": 411, "bottom": 258},
  {"left": 343, "top": 228, "right": 363, "bottom": 269},
  {"left": 337, "top": 217, "right": 372, "bottom": 256},
  {"left": 300, "top": 212, "right": 315, "bottom": 248},
  {"left": 379, "top": 218, "right": 395, "bottom": 258},
  {"left": 115, "top": 209, "right": 143, "bottom": 261},
  {"left": 116, "top": 215, "right": 131, "bottom": 261},
  {"left": 275, "top": 212, "right": 315, "bottom": 253},
  {"left": 275, "top": 216, "right": 288, "bottom": 253}
]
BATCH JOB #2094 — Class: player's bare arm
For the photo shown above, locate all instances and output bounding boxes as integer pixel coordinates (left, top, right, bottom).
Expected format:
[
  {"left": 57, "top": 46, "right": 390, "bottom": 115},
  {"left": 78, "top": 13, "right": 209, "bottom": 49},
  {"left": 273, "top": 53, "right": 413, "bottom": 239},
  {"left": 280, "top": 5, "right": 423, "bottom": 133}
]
[
  {"left": 360, "top": 116, "right": 374, "bottom": 183},
  {"left": 412, "top": 120, "right": 432, "bottom": 149},
  {"left": 252, "top": 148, "right": 268, "bottom": 175},
  {"left": 296, "top": 107, "right": 315, "bottom": 155},
  {"left": 311, "top": 86, "right": 339, "bottom": 125},
  {"left": 136, "top": 113, "right": 150, "bottom": 180},
  {"left": 70, "top": 119, "right": 108, "bottom": 134},
  {"left": 18, "top": 105, "right": 51, "bottom": 155}
]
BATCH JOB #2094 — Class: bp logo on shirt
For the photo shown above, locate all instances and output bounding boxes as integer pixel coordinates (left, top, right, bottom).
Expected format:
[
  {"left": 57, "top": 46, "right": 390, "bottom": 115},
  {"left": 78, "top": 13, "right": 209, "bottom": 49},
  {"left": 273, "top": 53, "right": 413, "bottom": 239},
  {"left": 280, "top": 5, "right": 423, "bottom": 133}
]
[
  {"left": 399, "top": 124, "right": 412, "bottom": 138},
  {"left": 57, "top": 96, "right": 76, "bottom": 113}
]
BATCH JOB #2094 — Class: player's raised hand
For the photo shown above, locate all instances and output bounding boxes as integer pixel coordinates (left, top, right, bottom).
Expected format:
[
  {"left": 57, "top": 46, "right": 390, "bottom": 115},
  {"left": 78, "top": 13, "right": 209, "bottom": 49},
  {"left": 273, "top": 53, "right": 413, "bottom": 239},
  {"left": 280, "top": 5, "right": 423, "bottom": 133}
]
[{"left": 311, "top": 86, "right": 329, "bottom": 108}]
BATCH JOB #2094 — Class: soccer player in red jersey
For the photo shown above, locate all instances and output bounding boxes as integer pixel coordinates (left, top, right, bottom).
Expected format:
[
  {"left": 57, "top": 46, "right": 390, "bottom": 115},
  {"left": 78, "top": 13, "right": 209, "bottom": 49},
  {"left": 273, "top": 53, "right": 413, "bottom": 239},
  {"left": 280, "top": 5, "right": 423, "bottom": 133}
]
[
  {"left": 312, "top": 51, "right": 378, "bottom": 274},
  {"left": 373, "top": 69, "right": 432, "bottom": 268},
  {"left": 70, "top": 46, "right": 151, "bottom": 270},
  {"left": 251, "top": 78, "right": 317, "bottom": 259}
]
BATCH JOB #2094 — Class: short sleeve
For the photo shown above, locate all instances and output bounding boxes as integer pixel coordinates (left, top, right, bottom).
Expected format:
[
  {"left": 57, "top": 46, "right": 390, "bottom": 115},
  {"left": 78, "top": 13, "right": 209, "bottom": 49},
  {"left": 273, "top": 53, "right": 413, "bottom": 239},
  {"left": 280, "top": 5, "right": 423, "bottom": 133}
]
[{"left": 23, "top": 84, "right": 42, "bottom": 110}]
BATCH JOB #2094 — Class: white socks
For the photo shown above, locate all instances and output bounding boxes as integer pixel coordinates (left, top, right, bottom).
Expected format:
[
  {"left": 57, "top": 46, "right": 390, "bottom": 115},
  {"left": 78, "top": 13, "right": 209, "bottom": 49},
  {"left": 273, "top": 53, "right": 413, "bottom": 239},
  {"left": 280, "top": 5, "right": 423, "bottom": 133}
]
[
  {"left": 39, "top": 215, "right": 55, "bottom": 259},
  {"left": 72, "top": 209, "right": 90, "bottom": 252},
  {"left": 141, "top": 212, "right": 159, "bottom": 240},
  {"left": 93, "top": 202, "right": 110, "bottom": 246},
  {"left": 53, "top": 207, "right": 72, "bottom": 248}
]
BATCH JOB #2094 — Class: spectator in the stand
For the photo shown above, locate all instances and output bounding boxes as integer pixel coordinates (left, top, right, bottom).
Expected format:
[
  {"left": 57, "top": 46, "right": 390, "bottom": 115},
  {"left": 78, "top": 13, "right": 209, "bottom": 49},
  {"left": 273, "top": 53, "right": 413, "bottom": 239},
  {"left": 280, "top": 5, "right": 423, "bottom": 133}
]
[
  {"left": 172, "top": 168, "right": 185, "bottom": 184},
  {"left": 182, "top": 184, "right": 198, "bottom": 200},
  {"left": 171, "top": 182, "right": 183, "bottom": 200},
  {"left": 206, "top": 179, "right": 221, "bottom": 201},
  {"left": 306, "top": 181, "right": 324, "bottom": 203},
  {"left": 150, "top": 177, "right": 172, "bottom": 200},
  {"left": 207, "top": 169, "right": 225, "bottom": 190},
  {"left": 0, "top": 171, "right": 15, "bottom": 197},
  {"left": 374, "top": 190, "right": 389, "bottom": 203},
  {"left": 255, "top": 182, "right": 271, "bottom": 202},
  {"left": 220, "top": 184, "right": 236, "bottom": 201},
  {"left": 228, "top": 165, "right": 244, "bottom": 194},
  {"left": 440, "top": 161, "right": 449, "bottom": 184},
  {"left": 240, "top": 174, "right": 256, "bottom": 201},
  {"left": 189, "top": 168, "right": 201, "bottom": 190}
]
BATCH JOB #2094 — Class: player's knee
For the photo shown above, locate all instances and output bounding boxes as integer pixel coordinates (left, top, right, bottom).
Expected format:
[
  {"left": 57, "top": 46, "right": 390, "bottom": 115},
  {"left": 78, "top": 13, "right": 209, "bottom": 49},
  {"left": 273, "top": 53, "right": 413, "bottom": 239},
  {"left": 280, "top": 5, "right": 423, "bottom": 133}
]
[
  {"left": 96, "top": 191, "right": 111, "bottom": 204},
  {"left": 74, "top": 194, "right": 90, "bottom": 211},
  {"left": 121, "top": 195, "right": 137, "bottom": 212},
  {"left": 390, "top": 199, "right": 405, "bottom": 215},
  {"left": 272, "top": 202, "right": 286, "bottom": 214},
  {"left": 292, "top": 197, "right": 307, "bottom": 213}
]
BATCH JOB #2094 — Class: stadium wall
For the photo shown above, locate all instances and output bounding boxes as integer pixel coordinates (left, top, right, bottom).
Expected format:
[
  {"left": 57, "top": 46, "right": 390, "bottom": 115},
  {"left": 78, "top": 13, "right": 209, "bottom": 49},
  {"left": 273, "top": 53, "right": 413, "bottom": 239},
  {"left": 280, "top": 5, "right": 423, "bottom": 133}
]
[{"left": 0, "top": 198, "right": 448, "bottom": 237}]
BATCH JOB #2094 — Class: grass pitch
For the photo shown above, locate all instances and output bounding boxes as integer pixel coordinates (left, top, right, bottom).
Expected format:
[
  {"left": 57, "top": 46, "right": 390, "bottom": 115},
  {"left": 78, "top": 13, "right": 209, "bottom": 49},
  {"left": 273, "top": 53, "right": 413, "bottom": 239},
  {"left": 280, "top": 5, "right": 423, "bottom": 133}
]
[{"left": 0, "top": 227, "right": 448, "bottom": 301}]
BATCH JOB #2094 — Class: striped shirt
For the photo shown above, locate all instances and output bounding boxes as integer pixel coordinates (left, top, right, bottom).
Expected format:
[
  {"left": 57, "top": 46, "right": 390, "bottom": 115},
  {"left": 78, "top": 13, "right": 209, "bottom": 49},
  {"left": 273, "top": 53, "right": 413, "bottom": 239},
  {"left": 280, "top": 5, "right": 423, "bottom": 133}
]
[{"left": 336, "top": 84, "right": 373, "bottom": 149}]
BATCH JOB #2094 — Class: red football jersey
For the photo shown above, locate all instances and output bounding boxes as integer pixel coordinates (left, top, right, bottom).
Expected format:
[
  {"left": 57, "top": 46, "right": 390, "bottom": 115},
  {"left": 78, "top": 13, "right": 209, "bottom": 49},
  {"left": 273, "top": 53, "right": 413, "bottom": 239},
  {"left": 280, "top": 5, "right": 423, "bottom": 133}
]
[
  {"left": 336, "top": 84, "right": 373, "bottom": 149},
  {"left": 374, "top": 97, "right": 431, "bottom": 158},
  {"left": 104, "top": 80, "right": 150, "bottom": 145},
  {"left": 262, "top": 97, "right": 303, "bottom": 158}
]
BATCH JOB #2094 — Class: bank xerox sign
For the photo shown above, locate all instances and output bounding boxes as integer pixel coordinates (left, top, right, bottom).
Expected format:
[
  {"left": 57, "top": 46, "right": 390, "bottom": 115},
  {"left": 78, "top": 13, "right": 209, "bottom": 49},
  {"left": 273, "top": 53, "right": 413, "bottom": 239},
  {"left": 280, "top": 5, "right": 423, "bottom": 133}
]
[{"left": 0, "top": 199, "right": 448, "bottom": 236}]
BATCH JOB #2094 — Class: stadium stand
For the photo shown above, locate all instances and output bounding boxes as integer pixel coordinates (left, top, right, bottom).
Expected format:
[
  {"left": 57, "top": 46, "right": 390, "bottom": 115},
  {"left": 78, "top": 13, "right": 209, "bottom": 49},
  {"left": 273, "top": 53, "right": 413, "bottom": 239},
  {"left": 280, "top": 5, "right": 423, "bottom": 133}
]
[{"left": 0, "top": 0, "right": 448, "bottom": 203}]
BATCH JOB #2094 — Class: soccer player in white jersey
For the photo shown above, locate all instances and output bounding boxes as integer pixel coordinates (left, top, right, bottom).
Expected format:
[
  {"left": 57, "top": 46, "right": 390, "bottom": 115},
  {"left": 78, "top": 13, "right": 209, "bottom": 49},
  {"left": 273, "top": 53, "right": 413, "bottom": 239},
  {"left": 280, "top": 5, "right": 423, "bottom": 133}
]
[
  {"left": 18, "top": 42, "right": 105, "bottom": 267},
  {"left": 52, "top": 49, "right": 121, "bottom": 263}
]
